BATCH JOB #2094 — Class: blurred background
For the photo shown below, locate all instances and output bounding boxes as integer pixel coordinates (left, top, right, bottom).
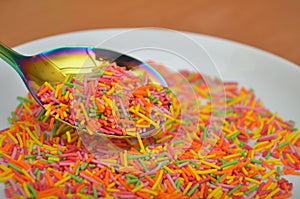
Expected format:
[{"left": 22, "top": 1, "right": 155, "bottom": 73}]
[{"left": 1, "top": 0, "right": 299, "bottom": 65}]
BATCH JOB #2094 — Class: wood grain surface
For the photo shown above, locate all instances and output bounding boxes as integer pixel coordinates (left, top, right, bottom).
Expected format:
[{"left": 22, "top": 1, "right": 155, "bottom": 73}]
[{"left": 1, "top": 0, "right": 299, "bottom": 65}]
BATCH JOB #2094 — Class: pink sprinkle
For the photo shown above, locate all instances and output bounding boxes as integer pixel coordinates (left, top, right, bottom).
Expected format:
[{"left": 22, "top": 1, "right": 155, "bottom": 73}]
[{"left": 257, "top": 133, "right": 278, "bottom": 142}]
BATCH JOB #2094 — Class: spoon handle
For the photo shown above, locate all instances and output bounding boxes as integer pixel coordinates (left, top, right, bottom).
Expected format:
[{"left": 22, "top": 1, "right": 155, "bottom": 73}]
[{"left": 0, "top": 42, "right": 25, "bottom": 74}]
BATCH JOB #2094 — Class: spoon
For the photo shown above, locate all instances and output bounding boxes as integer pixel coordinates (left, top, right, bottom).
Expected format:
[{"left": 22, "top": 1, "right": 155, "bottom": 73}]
[{"left": 0, "top": 42, "right": 168, "bottom": 138}]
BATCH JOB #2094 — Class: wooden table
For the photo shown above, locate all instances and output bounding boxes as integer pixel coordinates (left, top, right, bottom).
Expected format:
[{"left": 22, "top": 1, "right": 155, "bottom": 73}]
[{"left": 1, "top": 0, "right": 299, "bottom": 65}]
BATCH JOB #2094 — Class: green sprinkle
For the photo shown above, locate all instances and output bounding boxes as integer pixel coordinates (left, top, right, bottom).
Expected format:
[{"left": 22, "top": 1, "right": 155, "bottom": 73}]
[
  {"left": 186, "top": 73, "right": 195, "bottom": 81},
  {"left": 176, "top": 160, "right": 199, "bottom": 169},
  {"left": 88, "top": 164, "right": 96, "bottom": 168},
  {"left": 126, "top": 178, "right": 139, "bottom": 184},
  {"left": 37, "top": 170, "right": 41, "bottom": 181},
  {"left": 214, "top": 174, "right": 226, "bottom": 185},
  {"left": 152, "top": 97, "right": 160, "bottom": 103},
  {"left": 218, "top": 158, "right": 227, "bottom": 164},
  {"left": 7, "top": 162, "right": 22, "bottom": 173},
  {"left": 245, "top": 185, "right": 258, "bottom": 195},
  {"left": 175, "top": 178, "right": 180, "bottom": 189},
  {"left": 173, "top": 140, "right": 184, "bottom": 145},
  {"left": 36, "top": 109, "right": 46, "bottom": 121},
  {"left": 75, "top": 164, "right": 81, "bottom": 176},
  {"left": 160, "top": 160, "right": 170, "bottom": 167},
  {"left": 126, "top": 173, "right": 138, "bottom": 179},
  {"left": 138, "top": 158, "right": 149, "bottom": 172},
  {"left": 128, "top": 153, "right": 150, "bottom": 159},
  {"left": 75, "top": 93, "right": 85, "bottom": 98},
  {"left": 187, "top": 183, "right": 200, "bottom": 196},
  {"left": 265, "top": 150, "right": 271, "bottom": 159},
  {"left": 169, "top": 127, "right": 177, "bottom": 132},
  {"left": 88, "top": 72, "right": 103, "bottom": 78},
  {"left": 92, "top": 185, "right": 98, "bottom": 198},
  {"left": 24, "top": 154, "right": 37, "bottom": 159},
  {"left": 45, "top": 154, "right": 58, "bottom": 159},
  {"left": 33, "top": 168, "right": 39, "bottom": 175},
  {"left": 221, "top": 159, "right": 239, "bottom": 169},
  {"left": 11, "top": 112, "right": 18, "bottom": 121},
  {"left": 27, "top": 183, "right": 37, "bottom": 197},
  {"left": 81, "top": 162, "right": 88, "bottom": 170},
  {"left": 134, "top": 181, "right": 141, "bottom": 188},
  {"left": 228, "top": 184, "right": 242, "bottom": 196},
  {"left": 7, "top": 117, "right": 12, "bottom": 124},
  {"left": 17, "top": 96, "right": 33, "bottom": 103},
  {"left": 61, "top": 86, "right": 66, "bottom": 95},
  {"left": 278, "top": 141, "right": 290, "bottom": 148},
  {"left": 68, "top": 173, "right": 83, "bottom": 182},
  {"left": 202, "top": 127, "right": 208, "bottom": 142},
  {"left": 64, "top": 82, "right": 74, "bottom": 88},
  {"left": 276, "top": 167, "right": 282, "bottom": 175},
  {"left": 80, "top": 186, "right": 88, "bottom": 193},
  {"left": 230, "top": 132, "right": 240, "bottom": 140},
  {"left": 250, "top": 158, "right": 262, "bottom": 164}
]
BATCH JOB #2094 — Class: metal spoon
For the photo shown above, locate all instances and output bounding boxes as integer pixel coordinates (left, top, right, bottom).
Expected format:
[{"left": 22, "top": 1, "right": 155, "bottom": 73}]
[{"left": 0, "top": 42, "right": 168, "bottom": 138}]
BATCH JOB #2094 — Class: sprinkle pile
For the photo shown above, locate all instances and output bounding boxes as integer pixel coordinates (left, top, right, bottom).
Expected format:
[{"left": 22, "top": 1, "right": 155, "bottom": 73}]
[
  {"left": 36, "top": 61, "right": 176, "bottom": 137},
  {"left": 0, "top": 61, "right": 299, "bottom": 198}
]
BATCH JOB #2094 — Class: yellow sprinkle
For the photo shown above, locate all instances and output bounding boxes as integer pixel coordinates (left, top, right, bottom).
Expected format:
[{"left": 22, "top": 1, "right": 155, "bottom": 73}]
[
  {"left": 286, "top": 153, "right": 295, "bottom": 164},
  {"left": 208, "top": 186, "right": 222, "bottom": 199},
  {"left": 200, "top": 160, "right": 221, "bottom": 170},
  {"left": 0, "top": 173, "right": 14, "bottom": 182},
  {"left": 7, "top": 132, "right": 18, "bottom": 145},
  {"left": 48, "top": 157, "right": 59, "bottom": 162},
  {"left": 182, "top": 182, "right": 193, "bottom": 195},
  {"left": 129, "top": 107, "right": 159, "bottom": 128},
  {"left": 103, "top": 71, "right": 113, "bottom": 76},
  {"left": 188, "top": 164, "right": 200, "bottom": 181},
  {"left": 223, "top": 153, "right": 240, "bottom": 160},
  {"left": 66, "top": 131, "right": 72, "bottom": 143},
  {"left": 22, "top": 169, "right": 35, "bottom": 182},
  {"left": 107, "top": 182, "right": 116, "bottom": 188},
  {"left": 201, "top": 154, "right": 217, "bottom": 159},
  {"left": 268, "top": 182, "right": 277, "bottom": 190},
  {"left": 54, "top": 176, "right": 71, "bottom": 186},
  {"left": 245, "top": 177, "right": 260, "bottom": 184},
  {"left": 163, "top": 166, "right": 173, "bottom": 173},
  {"left": 44, "top": 82, "right": 54, "bottom": 90},
  {"left": 132, "top": 183, "right": 144, "bottom": 192},
  {"left": 137, "top": 133, "right": 145, "bottom": 153},
  {"left": 140, "top": 188, "right": 158, "bottom": 196},
  {"left": 101, "top": 159, "right": 117, "bottom": 163},
  {"left": 107, "top": 188, "right": 120, "bottom": 192},
  {"left": 261, "top": 169, "right": 276, "bottom": 180},
  {"left": 214, "top": 187, "right": 223, "bottom": 198},
  {"left": 77, "top": 138, "right": 82, "bottom": 147},
  {"left": 265, "top": 187, "right": 280, "bottom": 199},
  {"left": 233, "top": 192, "right": 244, "bottom": 196},
  {"left": 196, "top": 169, "right": 217, "bottom": 175},
  {"left": 23, "top": 183, "right": 31, "bottom": 198},
  {"left": 25, "top": 127, "right": 43, "bottom": 146},
  {"left": 249, "top": 164, "right": 266, "bottom": 171},
  {"left": 42, "top": 144, "right": 57, "bottom": 151},
  {"left": 124, "top": 150, "right": 128, "bottom": 167},
  {"left": 247, "top": 183, "right": 258, "bottom": 190},
  {"left": 156, "top": 135, "right": 173, "bottom": 143},
  {"left": 265, "top": 159, "right": 283, "bottom": 165},
  {"left": 16, "top": 133, "right": 23, "bottom": 148},
  {"left": 266, "top": 112, "right": 277, "bottom": 124},
  {"left": 80, "top": 103, "right": 89, "bottom": 122},
  {"left": 86, "top": 126, "right": 94, "bottom": 135},
  {"left": 242, "top": 167, "right": 249, "bottom": 176},
  {"left": 22, "top": 103, "right": 32, "bottom": 115},
  {"left": 152, "top": 169, "right": 163, "bottom": 190}
]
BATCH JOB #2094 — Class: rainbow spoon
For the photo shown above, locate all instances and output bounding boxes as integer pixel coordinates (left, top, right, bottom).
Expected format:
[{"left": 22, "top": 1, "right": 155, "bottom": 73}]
[{"left": 0, "top": 42, "right": 168, "bottom": 138}]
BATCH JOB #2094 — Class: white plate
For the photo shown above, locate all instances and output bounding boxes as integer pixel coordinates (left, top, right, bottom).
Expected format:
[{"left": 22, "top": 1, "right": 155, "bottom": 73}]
[{"left": 0, "top": 28, "right": 299, "bottom": 198}]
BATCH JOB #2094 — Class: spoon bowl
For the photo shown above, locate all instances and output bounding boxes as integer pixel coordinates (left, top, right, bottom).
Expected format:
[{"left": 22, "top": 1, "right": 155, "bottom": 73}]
[{"left": 0, "top": 42, "right": 168, "bottom": 138}]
